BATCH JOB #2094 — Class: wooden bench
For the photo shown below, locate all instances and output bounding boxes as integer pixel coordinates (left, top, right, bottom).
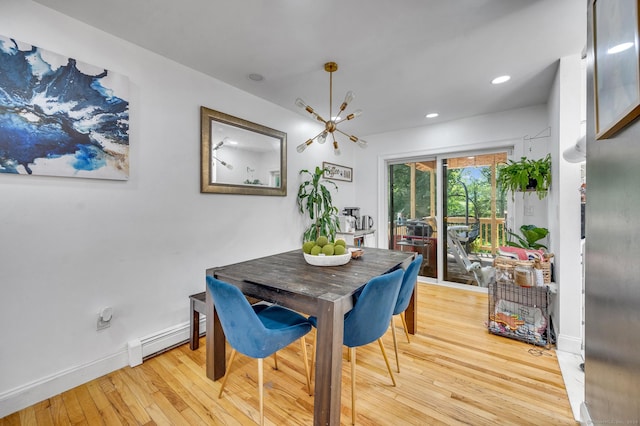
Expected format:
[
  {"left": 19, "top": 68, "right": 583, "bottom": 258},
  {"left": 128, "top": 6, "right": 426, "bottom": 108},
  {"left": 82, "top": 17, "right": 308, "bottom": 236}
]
[{"left": 189, "top": 292, "right": 206, "bottom": 350}]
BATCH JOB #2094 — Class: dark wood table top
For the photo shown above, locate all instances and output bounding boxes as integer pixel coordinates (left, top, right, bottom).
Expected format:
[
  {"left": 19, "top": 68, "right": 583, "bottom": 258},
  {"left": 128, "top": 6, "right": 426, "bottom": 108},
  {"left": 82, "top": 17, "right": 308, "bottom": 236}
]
[{"left": 209, "top": 247, "right": 412, "bottom": 314}]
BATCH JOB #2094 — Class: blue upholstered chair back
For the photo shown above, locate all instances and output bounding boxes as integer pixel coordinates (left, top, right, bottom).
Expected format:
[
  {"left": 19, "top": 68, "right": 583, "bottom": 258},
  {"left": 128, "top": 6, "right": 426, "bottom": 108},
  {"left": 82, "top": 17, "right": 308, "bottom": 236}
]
[
  {"left": 206, "top": 276, "right": 311, "bottom": 359},
  {"left": 343, "top": 268, "right": 404, "bottom": 348},
  {"left": 393, "top": 255, "right": 423, "bottom": 316}
]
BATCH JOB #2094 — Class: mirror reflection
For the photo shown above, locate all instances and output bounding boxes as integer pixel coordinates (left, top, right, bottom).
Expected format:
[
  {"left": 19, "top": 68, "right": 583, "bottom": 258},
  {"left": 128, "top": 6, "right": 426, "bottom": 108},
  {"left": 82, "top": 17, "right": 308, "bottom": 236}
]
[{"left": 201, "top": 107, "right": 286, "bottom": 195}]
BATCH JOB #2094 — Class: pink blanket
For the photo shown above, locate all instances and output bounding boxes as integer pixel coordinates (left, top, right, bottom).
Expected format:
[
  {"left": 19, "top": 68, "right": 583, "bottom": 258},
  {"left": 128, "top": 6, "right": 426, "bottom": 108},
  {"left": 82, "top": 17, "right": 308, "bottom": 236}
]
[{"left": 498, "top": 246, "right": 545, "bottom": 260}]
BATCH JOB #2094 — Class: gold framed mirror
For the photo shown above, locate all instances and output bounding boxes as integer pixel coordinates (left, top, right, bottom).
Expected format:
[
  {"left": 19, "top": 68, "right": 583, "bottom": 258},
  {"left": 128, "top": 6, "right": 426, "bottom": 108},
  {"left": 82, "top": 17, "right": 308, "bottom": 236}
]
[{"left": 201, "top": 106, "right": 287, "bottom": 195}]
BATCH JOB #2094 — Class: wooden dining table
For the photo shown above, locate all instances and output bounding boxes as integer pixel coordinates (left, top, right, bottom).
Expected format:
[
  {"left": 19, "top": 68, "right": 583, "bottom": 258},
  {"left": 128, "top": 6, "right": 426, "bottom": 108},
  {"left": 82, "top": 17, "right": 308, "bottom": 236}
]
[{"left": 205, "top": 247, "right": 415, "bottom": 426}]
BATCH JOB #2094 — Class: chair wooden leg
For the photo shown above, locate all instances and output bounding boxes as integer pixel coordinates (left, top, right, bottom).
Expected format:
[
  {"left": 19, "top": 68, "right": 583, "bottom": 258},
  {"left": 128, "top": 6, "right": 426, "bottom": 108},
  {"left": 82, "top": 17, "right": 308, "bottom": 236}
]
[
  {"left": 391, "top": 317, "right": 400, "bottom": 373},
  {"left": 299, "top": 337, "right": 312, "bottom": 396},
  {"left": 400, "top": 312, "right": 411, "bottom": 343},
  {"left": 273, "top": 352, "right": 278, "bottom": 370},
  {"left": 310, "top": 330, "right": 316, "bottom": 383},
  {"left": 350, "top": 347, "right": 356, "bottom": 425},
  {"left": 377, "top": 338, "right": 396, "bottom": 387},
  {"left": 218, "top": 349, "right": 238, "bottom": 398},
  {"left": 258, "top": 358, "right": 264, "bottom": 426}
]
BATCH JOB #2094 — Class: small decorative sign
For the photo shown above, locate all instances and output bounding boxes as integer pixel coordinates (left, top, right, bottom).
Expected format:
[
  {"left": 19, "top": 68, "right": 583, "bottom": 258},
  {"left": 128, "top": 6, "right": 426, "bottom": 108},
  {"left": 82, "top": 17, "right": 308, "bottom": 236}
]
[{"left": 323, "top": 162, "right": 352, "bottom": 182}]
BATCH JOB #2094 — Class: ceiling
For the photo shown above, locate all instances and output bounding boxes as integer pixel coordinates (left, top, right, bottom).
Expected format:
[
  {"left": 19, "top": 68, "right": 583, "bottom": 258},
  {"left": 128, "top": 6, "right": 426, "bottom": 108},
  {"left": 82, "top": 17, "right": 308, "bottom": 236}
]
[{"left": 33, "top": 0, "right": 586, "bottom": 138}]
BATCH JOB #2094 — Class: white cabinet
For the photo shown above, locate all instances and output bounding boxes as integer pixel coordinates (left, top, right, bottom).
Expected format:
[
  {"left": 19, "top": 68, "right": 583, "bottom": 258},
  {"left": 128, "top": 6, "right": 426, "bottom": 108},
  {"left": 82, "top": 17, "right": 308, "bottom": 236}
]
[
  {"left": 335, "top": 230, "right": 376, "bottom": 248},
  {"left": 363, "top": 232, "right": 376, "bottom": 248}
]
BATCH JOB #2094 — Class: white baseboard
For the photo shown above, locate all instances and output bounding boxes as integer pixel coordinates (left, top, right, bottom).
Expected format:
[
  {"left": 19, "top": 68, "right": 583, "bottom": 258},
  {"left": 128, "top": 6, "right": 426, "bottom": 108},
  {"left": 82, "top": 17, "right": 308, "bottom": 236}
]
[
  {"left": 0, "top": 349, "right": 128, "bottom": 418},
  {"left": 557, "top": 333, "right": 582, "bottom": 354},
  {"left": 420, "top": 279, "right": 488, "bottom": 294},
  {"left": 0, "top": 317, "right": 205, "bottom": 418}
]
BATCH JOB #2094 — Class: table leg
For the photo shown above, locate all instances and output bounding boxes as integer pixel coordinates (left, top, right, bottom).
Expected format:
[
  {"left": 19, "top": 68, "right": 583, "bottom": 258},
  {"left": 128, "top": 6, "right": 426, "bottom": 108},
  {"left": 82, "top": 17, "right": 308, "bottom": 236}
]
[
  {"left": 405, "top": 284, "right": 417, "bottom": 335},
  {"left": 205, "top": 284, "right": 226, "bottom": 380},
  {"left": 313, "top": 299, "right": 345, "bottom": 425}
]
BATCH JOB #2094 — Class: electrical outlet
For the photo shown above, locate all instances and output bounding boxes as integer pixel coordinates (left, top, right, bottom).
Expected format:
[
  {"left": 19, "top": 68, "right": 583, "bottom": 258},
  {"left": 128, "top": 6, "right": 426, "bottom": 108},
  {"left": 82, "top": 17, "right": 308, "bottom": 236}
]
[
  {"left": 97, "top": 315, "right": 111, "bottom": 330},
  {"left": 97, "top": 306, "right": 113, "bottom": 330}
]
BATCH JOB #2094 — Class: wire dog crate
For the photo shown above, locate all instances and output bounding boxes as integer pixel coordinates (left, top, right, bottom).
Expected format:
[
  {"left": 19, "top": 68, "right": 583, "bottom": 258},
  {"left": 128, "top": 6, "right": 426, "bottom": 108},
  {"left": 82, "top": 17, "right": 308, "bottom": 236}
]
[{"left": 488, "top": 280, "right": 551, "bottom": 347}]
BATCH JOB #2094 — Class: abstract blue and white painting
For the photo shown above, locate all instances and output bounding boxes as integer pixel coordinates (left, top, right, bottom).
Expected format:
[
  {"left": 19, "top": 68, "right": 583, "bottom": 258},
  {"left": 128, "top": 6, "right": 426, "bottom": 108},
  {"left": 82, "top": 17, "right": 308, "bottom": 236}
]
[{"left": 0, "top": 35, "right": 129, "bottom": 180}]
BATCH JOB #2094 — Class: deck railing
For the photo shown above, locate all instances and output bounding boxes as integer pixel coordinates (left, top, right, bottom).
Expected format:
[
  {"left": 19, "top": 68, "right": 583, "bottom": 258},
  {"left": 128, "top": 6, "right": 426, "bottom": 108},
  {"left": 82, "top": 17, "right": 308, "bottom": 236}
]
[
  {"left": 446, "top": 216, "right": 506, "bottom": 253},
  {"left": 391, "top": 216, "right": 506, "bottom": 254}
]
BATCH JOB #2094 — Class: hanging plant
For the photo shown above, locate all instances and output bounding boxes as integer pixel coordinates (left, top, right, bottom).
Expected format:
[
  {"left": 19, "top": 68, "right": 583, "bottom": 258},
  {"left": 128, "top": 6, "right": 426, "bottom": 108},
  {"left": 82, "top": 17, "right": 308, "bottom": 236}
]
[
  {"left": 497, "top": 154, "right": 551, "bottom": 200},
  {"left": 297, "top": 166, "right": 339, "bottom": 242}
]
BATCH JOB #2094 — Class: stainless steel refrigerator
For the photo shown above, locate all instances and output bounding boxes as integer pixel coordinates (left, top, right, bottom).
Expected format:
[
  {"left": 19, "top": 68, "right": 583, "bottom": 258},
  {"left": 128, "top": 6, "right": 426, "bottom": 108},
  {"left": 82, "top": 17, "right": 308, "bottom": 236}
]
[{"left": 584, "top": 1, "right": 640, "bottom": 422}]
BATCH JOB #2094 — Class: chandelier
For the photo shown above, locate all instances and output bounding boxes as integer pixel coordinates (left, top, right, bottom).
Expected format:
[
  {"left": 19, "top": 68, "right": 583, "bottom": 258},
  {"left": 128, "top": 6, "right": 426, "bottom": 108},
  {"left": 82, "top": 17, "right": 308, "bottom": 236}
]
[{"left": 295, "top": 62, "right": 367, "bottom": 155}]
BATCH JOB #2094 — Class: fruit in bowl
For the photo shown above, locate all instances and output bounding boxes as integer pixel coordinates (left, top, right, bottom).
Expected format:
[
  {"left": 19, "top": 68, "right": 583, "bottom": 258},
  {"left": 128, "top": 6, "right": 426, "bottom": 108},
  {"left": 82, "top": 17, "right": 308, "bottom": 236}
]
[{"left": 302, "top": 236, "right": 351, "bottom": 266}]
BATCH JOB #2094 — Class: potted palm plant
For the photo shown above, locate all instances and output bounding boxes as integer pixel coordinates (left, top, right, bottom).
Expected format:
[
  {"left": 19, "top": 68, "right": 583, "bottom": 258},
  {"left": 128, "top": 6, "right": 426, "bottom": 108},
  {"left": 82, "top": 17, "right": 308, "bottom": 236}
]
[
  {"left": 498, "top": 154, "right": 551, "bottom": 200},
  {"left": 297, "top": 166, "right": 340, "bottom": 242}
]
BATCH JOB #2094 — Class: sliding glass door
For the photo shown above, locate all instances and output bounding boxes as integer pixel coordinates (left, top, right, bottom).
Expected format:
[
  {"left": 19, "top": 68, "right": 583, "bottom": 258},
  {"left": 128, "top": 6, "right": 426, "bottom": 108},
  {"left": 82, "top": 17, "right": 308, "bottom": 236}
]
[
  {"left": 442, "top": 153, "right": 508, "bottom": 285},
  {"left": 388, "top": 151, "right": 508, "bottom": 286},
  {"left": 388, "top": 160, "right": 437, "bottom": 278}
]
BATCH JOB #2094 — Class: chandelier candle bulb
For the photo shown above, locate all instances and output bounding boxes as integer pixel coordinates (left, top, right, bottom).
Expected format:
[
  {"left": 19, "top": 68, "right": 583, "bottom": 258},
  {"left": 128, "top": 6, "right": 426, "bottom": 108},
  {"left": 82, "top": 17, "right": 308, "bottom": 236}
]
[
  {"left": 295, "top": 98, "right": 308, "bottom": 110},
  {"left": 355, "top": 138, "right": 368, "bottom": 148},
  {"left": 346, "top": 109, "right": 363, "bottom": 121},
  {"left": 296, "top": 140, "right": 313, "bottom": 153},
  {"left": 317, "top": 131, "right": 328, "bottom": 144},
  {"left": 340, "top": 91, "right": 355, "bottom": 111}
]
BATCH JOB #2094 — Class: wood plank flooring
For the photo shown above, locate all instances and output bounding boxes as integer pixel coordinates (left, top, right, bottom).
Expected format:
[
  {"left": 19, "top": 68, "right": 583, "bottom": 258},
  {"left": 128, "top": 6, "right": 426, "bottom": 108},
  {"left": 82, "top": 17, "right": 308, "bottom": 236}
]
[{"left": 0, "top": 283, "right": 577, "bottom": 425}]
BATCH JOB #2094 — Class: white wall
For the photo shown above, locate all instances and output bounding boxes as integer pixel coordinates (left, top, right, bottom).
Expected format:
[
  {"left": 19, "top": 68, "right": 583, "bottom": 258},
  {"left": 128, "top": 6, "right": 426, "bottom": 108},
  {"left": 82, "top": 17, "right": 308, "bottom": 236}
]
[
  {"left": 0, "top": 0, "right": 356, "bottom": 416},
  {"left": 547, "top": 54, "right": 584, "bottom": 354}
]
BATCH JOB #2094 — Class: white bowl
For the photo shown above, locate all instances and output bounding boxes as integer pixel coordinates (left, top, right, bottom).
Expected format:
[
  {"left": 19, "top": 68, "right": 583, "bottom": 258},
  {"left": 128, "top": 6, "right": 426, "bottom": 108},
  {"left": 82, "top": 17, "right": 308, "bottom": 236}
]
[{"left": 303, "top": 252, "right": 351, "bottom": 266}]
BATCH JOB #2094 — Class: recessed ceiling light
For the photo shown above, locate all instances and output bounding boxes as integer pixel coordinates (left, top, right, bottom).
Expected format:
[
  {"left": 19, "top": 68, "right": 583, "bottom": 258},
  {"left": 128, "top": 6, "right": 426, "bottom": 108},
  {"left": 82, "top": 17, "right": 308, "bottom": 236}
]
[
  {"left": 425, "top": 113, "right": 439, "bottom": 118},
  {"left": 608, "top": 42, "right": 634, "bottom": 54},
  {"left": 491, "top": 75, "right": 511, "bottom": 85},
  {"left": 248, "top": 73, "right": 264, "bottom": 82}
]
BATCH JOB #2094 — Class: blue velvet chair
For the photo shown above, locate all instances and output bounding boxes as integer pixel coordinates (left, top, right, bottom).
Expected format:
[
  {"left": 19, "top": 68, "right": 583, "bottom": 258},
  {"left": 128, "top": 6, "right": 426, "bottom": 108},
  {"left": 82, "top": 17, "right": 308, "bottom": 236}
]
[
  {"left": 206, "top": 276, "right": 312, "bottom": 426},
  {"left": 390, "top": 254, "right": 423, "bottom": 372},
  {"left": 309, "top": 268, "right": 404, "bottom": 425}
]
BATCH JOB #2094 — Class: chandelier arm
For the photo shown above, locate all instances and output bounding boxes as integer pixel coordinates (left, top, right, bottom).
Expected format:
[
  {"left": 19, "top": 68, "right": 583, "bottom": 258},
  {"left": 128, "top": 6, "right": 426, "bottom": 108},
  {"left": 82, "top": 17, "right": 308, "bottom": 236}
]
[
  {"left": 313, "top": 112, "right": 328, "bottom": 124},
  {"left": 334, "top": 110, "right": 358, "bottom": 125},
  {"left": 302, "top": 105, "right": 328, "bottom": 124},
  {"left": 335, "top": 128, "right": 358, "bottom": 141},
  {"left": 335, "top": 128, "right": 367, "bottom": 148},
  {"left": 332, "top": 132, "right": 340, "bottom": 147},
  {"left": 331, "top": 133, "right": 340, "bottom": 155}
]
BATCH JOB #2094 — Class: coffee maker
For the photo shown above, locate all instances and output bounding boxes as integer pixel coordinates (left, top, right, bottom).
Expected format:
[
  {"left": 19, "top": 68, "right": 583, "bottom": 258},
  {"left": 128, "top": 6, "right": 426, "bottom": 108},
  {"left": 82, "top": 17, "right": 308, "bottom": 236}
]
[{"left": 342, "top": 207, "right": 360, "bottom": 230}]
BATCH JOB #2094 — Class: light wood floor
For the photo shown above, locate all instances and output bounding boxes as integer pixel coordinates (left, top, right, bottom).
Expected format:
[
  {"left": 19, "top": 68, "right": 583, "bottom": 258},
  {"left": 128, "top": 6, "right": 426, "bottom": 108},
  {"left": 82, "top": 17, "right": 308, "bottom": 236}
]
[{"left": 1, "top": 283, "right": 576, "bottom": 425}]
